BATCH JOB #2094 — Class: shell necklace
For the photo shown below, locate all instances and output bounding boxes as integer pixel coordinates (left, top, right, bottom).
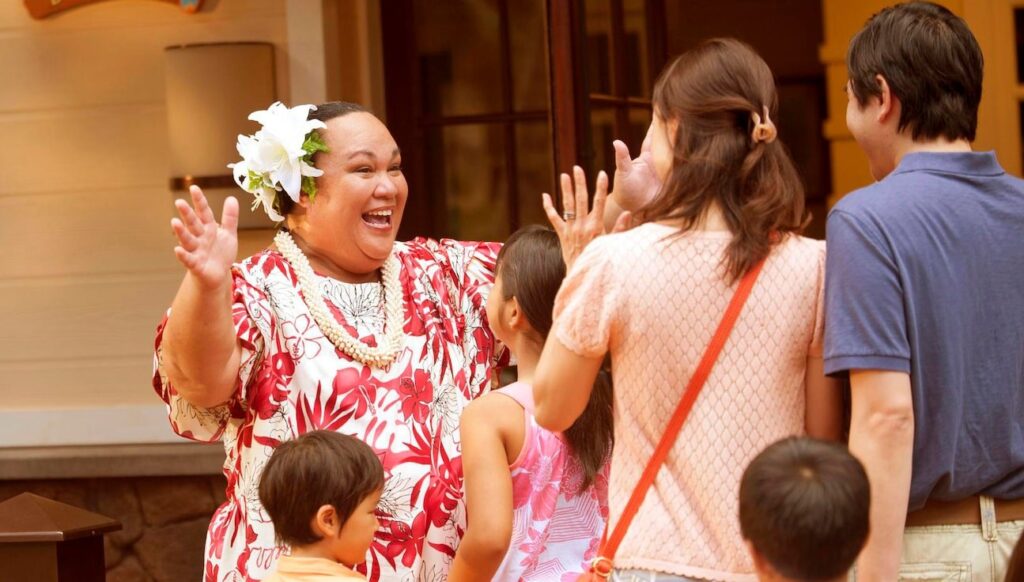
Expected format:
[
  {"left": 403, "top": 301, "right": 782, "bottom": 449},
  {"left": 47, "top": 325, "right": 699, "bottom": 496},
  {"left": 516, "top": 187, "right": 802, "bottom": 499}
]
[{"left": 274, "top": 230, "right": 405, "bottom": 368}]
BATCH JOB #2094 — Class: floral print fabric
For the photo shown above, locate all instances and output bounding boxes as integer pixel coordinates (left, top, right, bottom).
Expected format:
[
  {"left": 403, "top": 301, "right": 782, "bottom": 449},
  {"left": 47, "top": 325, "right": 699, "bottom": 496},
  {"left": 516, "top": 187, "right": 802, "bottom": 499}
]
[
  {"left": 152, "top": 238, "right": 506, "bottom": 582},
  {"left": 491, "top": 383, "right": 609, "bottom": 581}
]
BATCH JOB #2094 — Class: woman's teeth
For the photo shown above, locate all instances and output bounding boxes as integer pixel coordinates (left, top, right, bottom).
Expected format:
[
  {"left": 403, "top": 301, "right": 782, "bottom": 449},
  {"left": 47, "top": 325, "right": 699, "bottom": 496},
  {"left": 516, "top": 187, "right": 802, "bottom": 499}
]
[{"left": 363, "top": 210, "right": 392, "bottom": 226}]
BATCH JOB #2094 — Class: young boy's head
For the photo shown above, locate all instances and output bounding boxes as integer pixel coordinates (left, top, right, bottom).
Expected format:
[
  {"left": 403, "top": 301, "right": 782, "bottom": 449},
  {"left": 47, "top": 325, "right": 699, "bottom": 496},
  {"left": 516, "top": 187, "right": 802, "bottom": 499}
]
[
  {"left": 739, "top": 437, "right": 870, "bottom": 582},
  {"left": 259, "top": 430, "right": 384, "bottom": 565}
]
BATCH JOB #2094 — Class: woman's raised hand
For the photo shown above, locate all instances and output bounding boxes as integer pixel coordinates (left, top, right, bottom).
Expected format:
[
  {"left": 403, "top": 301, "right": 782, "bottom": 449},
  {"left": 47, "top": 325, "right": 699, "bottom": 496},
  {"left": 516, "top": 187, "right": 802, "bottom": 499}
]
[
  {"left": 543, "top": 166, "right": 631, "bottom": 270},
  {"left": 611, "top": 123, "right": 662, "bottom": 212},
  {"left": 171, "top": 186, "right": 239, "bottom": 290}
]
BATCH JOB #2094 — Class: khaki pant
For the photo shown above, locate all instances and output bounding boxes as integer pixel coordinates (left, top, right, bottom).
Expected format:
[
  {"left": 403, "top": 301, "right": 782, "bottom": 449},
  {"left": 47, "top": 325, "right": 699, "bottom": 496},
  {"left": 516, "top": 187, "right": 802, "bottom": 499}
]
[{"left": 854, "top": 497, "right": 1024, "bottom": 582}]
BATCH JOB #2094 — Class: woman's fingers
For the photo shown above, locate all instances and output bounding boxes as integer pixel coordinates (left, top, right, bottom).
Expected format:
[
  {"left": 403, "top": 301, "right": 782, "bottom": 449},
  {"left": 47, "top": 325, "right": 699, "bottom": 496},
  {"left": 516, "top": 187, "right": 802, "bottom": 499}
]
[
  {"left": 174, "top": 198, "right": 205, "bottom": 238},
  {"left": 559, "top": 172, "right": 573, "bottom": 220},
  {"left": 173, "top": 245, "right": 199, "bottom": 271},
  {"left": 592, "top": 171, "right": 609, "bottom": 226},
  {"left": 220, "top": 196, "right": 240, "bottom": 235},
  {"left": 171, "top": 218, "right": 200, "bottom": 251},
  {"left": 542, "top": 193, "right": 564, "bottom": 233},
  {"left": 573, "top": 166, "right": 588, "bottom": 223},
  {"left": 613, "top": 140, "right": 632, "bottom": 174},
  {"left": 190, "top": 185, "right": 216, "bottom": 225}
]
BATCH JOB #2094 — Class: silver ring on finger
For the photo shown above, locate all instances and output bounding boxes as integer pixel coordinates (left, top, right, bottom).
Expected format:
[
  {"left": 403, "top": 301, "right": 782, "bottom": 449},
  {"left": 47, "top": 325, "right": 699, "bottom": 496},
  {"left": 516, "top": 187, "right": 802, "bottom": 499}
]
[{"left": 563, "top": 212, "right": 576, "bottom": 221}]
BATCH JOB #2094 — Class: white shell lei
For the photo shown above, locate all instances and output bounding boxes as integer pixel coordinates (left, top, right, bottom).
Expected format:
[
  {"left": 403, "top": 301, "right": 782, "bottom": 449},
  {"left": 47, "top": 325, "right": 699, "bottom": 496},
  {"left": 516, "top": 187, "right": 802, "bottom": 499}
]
[{"left": 274, "top": 230, "right": 405, "bottom": 368}]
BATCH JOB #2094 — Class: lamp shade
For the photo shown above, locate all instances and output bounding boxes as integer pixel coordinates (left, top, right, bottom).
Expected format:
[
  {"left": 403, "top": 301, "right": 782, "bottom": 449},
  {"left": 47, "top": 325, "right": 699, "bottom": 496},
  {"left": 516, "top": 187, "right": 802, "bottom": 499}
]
[{"left": 164, "top": 42, "right": 277, "bottom": 228}]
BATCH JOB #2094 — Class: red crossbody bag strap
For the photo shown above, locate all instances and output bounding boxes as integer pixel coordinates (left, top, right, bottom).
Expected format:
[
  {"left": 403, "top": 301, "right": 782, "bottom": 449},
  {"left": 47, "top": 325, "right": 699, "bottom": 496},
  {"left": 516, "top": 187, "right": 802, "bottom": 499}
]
[{"left": 586, "top": 259, "right": 766, "bottom": 579}]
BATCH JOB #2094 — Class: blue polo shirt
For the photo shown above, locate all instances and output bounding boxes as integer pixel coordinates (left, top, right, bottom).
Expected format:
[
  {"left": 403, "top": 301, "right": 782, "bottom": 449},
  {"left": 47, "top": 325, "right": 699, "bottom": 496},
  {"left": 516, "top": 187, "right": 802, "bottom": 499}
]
[{"left": 824, "top": 151, "right": 1024, "bottom": 510}]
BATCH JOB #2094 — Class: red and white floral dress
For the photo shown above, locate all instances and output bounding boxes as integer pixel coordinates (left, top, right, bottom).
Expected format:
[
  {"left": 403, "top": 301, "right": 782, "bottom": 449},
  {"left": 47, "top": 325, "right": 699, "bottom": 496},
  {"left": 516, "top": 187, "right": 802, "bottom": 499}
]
[{"left": 152, "top": 238, "right": 506, "bottom": 582}]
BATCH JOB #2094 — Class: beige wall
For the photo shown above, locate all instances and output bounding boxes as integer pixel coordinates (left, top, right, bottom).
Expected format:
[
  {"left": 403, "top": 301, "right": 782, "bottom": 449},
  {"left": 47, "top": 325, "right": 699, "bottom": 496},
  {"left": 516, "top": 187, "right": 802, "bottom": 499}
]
[{"left": 0, "top": 0, "right": 292, "bottom": 416}]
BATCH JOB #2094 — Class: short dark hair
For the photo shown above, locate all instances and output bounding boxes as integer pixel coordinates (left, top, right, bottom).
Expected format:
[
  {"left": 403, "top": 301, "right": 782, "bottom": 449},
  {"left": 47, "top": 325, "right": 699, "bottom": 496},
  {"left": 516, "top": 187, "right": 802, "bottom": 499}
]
[
  {"left": 847, "top": 1, "right": 983, "bottom": 142},
  {"left": 258, "top": 430, "right": 384, "bottom": 546},
  {"left": 739, "top": 437, "right": 870, "bottom": 581},
  {"left": 275, "top": 101, "right": 372, "bottom": 217}
]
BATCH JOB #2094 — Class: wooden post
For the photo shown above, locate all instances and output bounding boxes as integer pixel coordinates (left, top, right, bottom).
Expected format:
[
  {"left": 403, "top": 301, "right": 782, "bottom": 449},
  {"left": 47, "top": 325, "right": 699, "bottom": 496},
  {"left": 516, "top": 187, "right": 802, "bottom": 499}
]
[{"left": 0, "top": 493, "right": 121, "bottom": 582}]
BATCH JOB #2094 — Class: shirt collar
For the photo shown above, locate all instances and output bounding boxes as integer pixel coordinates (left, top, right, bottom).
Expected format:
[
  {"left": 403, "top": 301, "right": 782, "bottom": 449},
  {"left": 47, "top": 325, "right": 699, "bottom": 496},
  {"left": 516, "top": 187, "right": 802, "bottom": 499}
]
[{"left": 892, "top": 150, "right": 1005, "bottom": 177}]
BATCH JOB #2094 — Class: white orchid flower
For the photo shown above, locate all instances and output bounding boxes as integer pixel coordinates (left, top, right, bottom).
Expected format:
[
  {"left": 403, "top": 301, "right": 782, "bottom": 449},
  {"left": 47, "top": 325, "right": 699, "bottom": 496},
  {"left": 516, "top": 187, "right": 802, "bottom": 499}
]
[
  {"left": 228, "top": 102, "right": 328, "bottom": 220},
  {"left": 255, "top": 185, "right": 285, "bottom": 222}
]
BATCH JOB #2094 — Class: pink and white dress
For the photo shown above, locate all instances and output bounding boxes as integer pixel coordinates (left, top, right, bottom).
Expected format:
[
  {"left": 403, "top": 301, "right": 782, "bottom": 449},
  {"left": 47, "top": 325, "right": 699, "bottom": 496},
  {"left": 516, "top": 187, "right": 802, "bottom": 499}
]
[{"left": 490, "top": 382, "right": 609, "bottom": 582}]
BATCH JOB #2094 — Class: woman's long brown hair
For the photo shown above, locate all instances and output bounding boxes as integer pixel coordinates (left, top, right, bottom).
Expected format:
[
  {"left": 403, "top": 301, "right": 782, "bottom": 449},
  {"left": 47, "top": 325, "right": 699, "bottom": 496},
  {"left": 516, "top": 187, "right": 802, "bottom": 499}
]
[
  {"left": 643, "top": 38, "right": 808, "bottom": 283},
  {"left": 496, "top": 226, "right": 613, "bottom": 492}
]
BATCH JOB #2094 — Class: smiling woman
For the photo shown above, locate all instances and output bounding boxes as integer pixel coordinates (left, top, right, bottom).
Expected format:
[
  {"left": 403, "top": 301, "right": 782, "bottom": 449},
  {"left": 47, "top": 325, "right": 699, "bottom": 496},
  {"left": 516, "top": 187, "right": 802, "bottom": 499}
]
[{"left": 152, "top": 101, "right": 512, "bottom": 582}]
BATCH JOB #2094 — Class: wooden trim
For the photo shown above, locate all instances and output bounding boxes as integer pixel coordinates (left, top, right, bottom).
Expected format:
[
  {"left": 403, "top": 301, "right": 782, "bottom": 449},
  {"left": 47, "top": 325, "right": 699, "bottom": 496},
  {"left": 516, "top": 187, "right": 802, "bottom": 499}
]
[
  {"left": 0, "top": 444, "right": 225, "bottom": 480},
  {"left": 548, "top": 0, "right": 587, "bottom": 179},
  {"left": 498, "top": 0, "right": 522, "bottom": 231},
  {"left": 418, "top": 111, "right": 549, "bottom": 127},
  {"left": 168, "top": 174, "right": 236, "bottom": 191},
  {"left": 381, "top": 0, "right": 435, "bottom": 238},
  {"left": 610, "top": 0, "right": 631, "bottom": 139},
  {"left": 646, "top": 0, "right": 668, "bottom": 72},
  {"left": 587, "top": 94, "right": 652, "bottom": 107}
]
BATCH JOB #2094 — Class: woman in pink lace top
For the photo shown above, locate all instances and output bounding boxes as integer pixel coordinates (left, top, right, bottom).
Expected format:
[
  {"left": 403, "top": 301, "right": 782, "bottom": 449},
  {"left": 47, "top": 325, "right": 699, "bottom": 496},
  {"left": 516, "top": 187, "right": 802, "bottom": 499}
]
[
  {"left": 533, "top": 39, "right": 843, "bottom": 581},
  {"left": 451, "top": 226, "right": 611, "bottom": 581}
]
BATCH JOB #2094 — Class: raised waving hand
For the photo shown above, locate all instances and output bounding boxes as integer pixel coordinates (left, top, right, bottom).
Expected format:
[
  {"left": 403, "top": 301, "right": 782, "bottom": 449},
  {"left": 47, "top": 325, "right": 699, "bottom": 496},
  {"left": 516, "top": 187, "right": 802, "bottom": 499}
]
[
  {"left": 543, "top": 166, "right": 631, "bottom": 270},
  {"left": 171, "top": 186, "right": 240, "bottom": 289},
  {"left": 610, "top": 123, "right": 662, "bottom": 212}
]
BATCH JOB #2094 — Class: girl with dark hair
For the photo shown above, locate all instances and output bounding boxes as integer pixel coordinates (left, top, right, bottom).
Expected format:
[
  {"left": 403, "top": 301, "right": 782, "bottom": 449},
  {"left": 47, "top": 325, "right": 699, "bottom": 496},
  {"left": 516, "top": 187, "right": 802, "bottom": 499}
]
[
  {"left": 450, "top": 225, "right": 612, "bottom": 581},
  {"left": 533, "top": 39, "right": 842, "bottom": 580}
]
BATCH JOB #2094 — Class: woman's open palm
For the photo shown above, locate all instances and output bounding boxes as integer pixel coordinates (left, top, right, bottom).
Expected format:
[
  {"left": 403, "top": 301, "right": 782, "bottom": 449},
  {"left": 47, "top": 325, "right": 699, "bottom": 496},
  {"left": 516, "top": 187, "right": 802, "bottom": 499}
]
[{"left": 171, "top": 186, "right": 239, "bottom": 289}]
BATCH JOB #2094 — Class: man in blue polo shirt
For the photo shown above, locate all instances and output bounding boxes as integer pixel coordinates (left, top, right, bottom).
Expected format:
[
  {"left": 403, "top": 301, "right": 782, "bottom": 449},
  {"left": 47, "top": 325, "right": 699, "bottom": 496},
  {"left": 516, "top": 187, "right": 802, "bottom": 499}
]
[{"left": 825, "top": 3, "right": 1024, "bottom": 580}]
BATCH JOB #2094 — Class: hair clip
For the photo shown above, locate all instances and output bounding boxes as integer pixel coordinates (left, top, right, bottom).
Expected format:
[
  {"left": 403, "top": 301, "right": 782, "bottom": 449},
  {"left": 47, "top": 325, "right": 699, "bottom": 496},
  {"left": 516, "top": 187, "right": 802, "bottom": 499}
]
[{"left": 751, "top": 105, "right": 778, "bottom": 145}]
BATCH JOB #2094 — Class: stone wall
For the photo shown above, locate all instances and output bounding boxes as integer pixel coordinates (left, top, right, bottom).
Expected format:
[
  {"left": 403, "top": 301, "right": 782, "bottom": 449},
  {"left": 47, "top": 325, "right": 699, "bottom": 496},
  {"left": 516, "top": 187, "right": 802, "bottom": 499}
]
[{"left": 0, "top": 475, "right": 226, "bottom": 582}]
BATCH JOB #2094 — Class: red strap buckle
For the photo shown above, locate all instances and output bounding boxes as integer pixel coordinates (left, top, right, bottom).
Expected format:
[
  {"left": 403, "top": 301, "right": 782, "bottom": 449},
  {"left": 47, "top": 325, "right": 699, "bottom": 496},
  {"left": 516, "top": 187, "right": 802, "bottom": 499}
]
[{"left": 590, "top": 556, "right": 613, "bottom": 578}]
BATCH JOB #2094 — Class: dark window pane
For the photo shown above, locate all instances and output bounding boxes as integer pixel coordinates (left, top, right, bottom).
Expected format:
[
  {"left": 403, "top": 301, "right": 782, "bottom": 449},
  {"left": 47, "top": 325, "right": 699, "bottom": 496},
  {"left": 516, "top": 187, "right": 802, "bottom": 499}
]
[
  {"left": 624, "top": 0, "right": 651, "bottom": 97},
  {"left": 425, "top": 124, "right": 510, "bottom": 241},
  {"left": 509, "top": 0, "right": 550, "bottom": 112},
  {"left": 588, "top": 105, "right": 618, "bottom": 179},
  {"left": 585, "top": 0, "right": 615, "bottom": 95},
  {"left": 628, "top": 107, "right": 652, "bottom": 151},
  {"left": 1017, "top": 8, "right": 1024, "bottom": 83},
  {"left": 415, "top": 0, "right": 503, "bottom": 117},
  {"left": 515, "top": 122, "right": 555, "bottom": 228}
]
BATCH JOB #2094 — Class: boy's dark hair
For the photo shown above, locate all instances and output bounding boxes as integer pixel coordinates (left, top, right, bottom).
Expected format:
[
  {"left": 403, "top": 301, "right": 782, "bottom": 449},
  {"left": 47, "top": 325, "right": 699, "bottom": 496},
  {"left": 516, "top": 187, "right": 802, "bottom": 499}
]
[
  {"left": 847, "top": 1, "right": 983, "bottom": 142},
  {"left": 496, "top": 225, "right": 613, "bottom": 492},
  {"left": 739, "top": 437, "right": 870, "bottom": 581},
  {"left": 259, "top": 430, "right": 384, "bottom": 546}
]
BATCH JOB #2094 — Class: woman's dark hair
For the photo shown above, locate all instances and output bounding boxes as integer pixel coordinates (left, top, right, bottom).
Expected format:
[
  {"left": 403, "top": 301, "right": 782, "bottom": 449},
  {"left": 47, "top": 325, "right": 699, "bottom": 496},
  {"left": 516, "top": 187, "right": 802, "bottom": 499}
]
[
  {"left": 739, "top": 437, "right": 870, "bottom": 581},
  {"left": 847, "top": 2, "right": 983, "bottom": 142},
  {"left": 496, "top": 225, "right": 613, "bottom": 492},
  {"left": 275, "top": 101, "right": 371, "bottom": 217},
  {"left": 258, "top": 430, "right": 384, "bottom": 546},
  {"left": 642, "top": 38, "right": 807, "bottom": 284}
]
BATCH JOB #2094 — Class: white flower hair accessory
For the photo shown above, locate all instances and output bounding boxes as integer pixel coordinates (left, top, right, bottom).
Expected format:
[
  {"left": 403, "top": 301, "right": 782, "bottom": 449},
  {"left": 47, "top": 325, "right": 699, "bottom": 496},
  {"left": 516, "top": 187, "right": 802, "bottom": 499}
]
[{"left": 227, "top": 102, "right": 329, "bottom": 221}]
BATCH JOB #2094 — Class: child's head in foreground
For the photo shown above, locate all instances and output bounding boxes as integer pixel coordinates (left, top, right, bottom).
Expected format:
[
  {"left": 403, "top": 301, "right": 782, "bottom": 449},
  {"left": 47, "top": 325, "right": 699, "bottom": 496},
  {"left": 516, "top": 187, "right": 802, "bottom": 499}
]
[
  {"left": 739, "top": 437, "right": 870, "bottom": 582},
  {"left": 259, "top": 430, "right": 384, "bottom": 566}
]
